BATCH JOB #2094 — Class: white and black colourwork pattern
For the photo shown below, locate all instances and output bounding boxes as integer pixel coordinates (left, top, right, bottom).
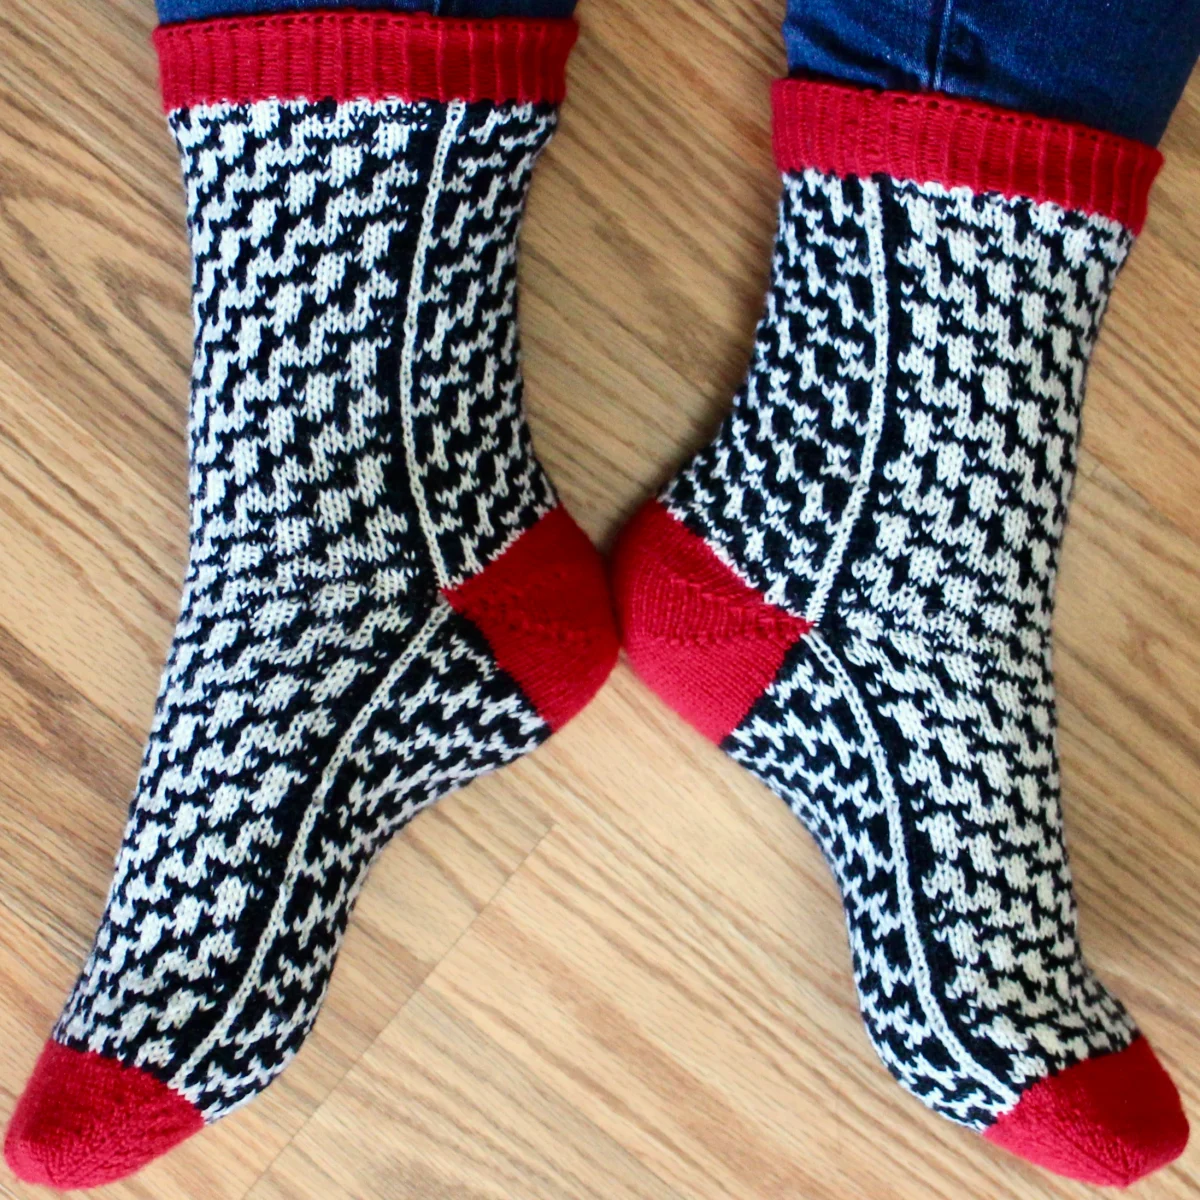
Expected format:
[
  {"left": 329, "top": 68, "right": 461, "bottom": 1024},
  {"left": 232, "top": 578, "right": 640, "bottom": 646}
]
[
  {"left": 52, "top": 96, "right": 566, "bottom": 1120},
  {"left": 664, "top": 171, "right": 1137, "bottom": 1128}
]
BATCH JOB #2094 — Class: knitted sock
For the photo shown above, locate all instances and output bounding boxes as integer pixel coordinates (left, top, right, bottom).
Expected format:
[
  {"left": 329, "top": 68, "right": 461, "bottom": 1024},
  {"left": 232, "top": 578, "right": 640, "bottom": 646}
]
[
  {"left": 615, "top": 79, "right": 1187, "bottom": 1187},
  {"left": 6, "top": 13, "right": 615, "bottom": 1189}
]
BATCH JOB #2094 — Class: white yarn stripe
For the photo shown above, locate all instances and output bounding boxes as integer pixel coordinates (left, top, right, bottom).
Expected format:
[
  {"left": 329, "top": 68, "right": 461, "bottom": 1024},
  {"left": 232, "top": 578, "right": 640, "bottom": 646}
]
[
  {"left": 803, "top": 178, "right": 889, "bottom": 626},
  {"left": 807, "top": 629, "right": 1020, "bottom": 1109},
  {"left": 169, "top": 604, "right": 450, "bottom": 1097},
  {"left": 399, "top": 99, "right": 467, "bottom": 591}
]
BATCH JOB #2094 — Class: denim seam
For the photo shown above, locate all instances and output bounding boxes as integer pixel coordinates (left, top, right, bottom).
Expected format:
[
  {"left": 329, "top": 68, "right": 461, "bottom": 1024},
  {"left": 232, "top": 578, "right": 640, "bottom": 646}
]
[{"left": 930, "top": 0, "right": 958, "bottom": 92}]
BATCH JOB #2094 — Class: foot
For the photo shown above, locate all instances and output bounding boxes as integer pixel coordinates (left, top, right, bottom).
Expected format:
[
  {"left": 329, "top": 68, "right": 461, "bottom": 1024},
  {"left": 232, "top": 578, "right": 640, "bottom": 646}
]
[
  {"left": 615, "top": 78, "right": 1186, "bottom": 1186},
  {"left": 6, "top": 12, "right": 615, "bottom": 1188}
]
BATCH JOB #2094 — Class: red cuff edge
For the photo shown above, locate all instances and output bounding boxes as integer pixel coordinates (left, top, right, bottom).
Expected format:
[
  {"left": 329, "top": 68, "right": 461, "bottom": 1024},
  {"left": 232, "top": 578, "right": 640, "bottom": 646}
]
[
  {"left": 772, "top": 78, "right": 1162, "bottom": 234},
  {"left": 154, "top": 11, "right": 578, "bottom": 111}
]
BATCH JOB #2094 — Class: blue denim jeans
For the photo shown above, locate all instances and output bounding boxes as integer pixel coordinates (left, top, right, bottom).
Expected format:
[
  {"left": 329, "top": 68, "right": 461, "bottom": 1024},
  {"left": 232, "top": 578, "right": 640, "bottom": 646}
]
[
  {"left": 784, "top": 0, "right": 1200, "bottom": 144},
  {"left": 156, "top": 0, "right": 573, "bottom": 22},
  {"left": 158, "top": 0, "right": 1198, "bottom": 145}
]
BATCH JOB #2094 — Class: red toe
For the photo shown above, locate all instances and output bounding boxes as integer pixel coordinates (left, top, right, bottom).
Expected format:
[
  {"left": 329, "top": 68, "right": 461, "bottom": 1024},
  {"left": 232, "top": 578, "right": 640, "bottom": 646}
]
[
  {"left": 5, "top": 1040, "right": 203, "bottom": 1188},
  {"left": 985, "top": 1036, "right": 1189, "bottom": 1186}
]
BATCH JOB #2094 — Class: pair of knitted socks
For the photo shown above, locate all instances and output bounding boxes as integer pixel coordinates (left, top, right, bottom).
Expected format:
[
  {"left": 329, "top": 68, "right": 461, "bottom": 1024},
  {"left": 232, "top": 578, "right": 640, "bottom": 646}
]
[{"left": 5, "top": 11, "right": 1188, "bottom": 1190}]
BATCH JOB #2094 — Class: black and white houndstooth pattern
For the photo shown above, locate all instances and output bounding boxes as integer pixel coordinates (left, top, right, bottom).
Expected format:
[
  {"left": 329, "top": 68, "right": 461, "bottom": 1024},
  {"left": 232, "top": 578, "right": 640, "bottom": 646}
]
[
  {"left": 54, "top": 96, "right": 559, "bottom": 1119},
  {"left": 665, "top": 171, "right": 1136, "bottom": 1128}
]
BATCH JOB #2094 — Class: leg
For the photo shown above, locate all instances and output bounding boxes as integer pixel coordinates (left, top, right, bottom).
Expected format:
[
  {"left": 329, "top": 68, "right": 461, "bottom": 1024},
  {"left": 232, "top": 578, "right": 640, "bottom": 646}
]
[
  {"left": 5, "top": 3, "right": 612, "bottom": 1190},
  {"left": 616, "top": 0, "right": 1197, "bottom": 1185}
]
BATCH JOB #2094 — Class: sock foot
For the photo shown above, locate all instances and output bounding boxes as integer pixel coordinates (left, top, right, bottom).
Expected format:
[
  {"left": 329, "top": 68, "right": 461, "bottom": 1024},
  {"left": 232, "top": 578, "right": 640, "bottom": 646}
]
[
  {"left": 5, "top": 1041, "right": 203, "bottom": 1188},
  {"left": 985, "top": 1037, "right": 1188, "bottom": 1187}
]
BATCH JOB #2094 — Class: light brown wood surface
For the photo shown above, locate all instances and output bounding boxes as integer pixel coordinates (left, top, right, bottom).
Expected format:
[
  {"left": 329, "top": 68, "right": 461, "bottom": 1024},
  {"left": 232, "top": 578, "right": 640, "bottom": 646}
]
[{"left": 1, "top": 1, "right": 1199, "bottom": 1197}]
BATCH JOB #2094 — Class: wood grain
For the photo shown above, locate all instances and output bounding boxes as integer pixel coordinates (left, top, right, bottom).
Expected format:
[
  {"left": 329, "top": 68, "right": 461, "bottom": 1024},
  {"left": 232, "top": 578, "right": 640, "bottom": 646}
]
[{"left": 1, "top": 0, "right": 1198, "bottom": 1196}]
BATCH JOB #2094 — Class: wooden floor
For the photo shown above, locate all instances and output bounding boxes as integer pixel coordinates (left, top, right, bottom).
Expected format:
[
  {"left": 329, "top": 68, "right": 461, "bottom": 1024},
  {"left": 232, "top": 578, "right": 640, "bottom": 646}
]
[{"left": 1, "top": 1, "right": 1199, "bottom": 1196}]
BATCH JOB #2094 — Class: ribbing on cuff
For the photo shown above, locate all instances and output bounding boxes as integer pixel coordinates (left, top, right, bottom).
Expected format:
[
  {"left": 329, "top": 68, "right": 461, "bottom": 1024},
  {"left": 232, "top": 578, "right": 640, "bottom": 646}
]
[
  {"left": 154, "top": 11, "right": 578, "bottom": 111},
  {"left": 772, "top": 78, "right": 1162, "bottom": 234}
]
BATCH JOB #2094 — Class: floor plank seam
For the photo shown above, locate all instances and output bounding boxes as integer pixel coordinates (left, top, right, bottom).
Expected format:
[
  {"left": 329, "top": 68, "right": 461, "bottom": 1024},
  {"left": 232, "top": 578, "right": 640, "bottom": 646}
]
[{"left": 236, "top": 817, "right": 561, "bottom": 1200}]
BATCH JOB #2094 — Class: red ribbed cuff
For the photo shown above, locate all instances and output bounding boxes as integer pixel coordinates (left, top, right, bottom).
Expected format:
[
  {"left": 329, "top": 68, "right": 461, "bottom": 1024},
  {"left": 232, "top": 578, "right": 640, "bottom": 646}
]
[
  {"left": 772, "top": 78, "right": 1162, "bottom": 234},
  {"left": 154, "top": 11, "right": 577, "bottom": 112}
]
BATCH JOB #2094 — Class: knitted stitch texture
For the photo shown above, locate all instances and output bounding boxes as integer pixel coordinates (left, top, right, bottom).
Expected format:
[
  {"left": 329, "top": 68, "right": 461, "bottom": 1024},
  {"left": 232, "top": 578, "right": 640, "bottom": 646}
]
[
  {"left": 6, "top": 14, "right": 615, "bottom": 1189},
  {"left": 615, "top": 80, "right": 1186, "bottom": 1187}
]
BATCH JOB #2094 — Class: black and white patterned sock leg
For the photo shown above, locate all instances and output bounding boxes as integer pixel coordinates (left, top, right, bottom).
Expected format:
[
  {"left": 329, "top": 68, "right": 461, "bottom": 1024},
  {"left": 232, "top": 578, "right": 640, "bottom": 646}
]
[
  {"left": 5, "top": 13, "right": 616, "bottom": 1189},
  {"left": 615, "top": 79, "right": 1187, "bottom": 1187}
]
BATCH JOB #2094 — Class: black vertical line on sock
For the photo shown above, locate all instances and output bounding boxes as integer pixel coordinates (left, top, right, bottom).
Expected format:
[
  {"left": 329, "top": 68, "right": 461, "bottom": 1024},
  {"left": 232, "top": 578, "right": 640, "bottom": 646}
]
[
  {"left": 379, "top": 99, "right": 454, "bottom": 604},
  {"left": 815, "top": 174, "right": 905, "bottom": 622}
]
